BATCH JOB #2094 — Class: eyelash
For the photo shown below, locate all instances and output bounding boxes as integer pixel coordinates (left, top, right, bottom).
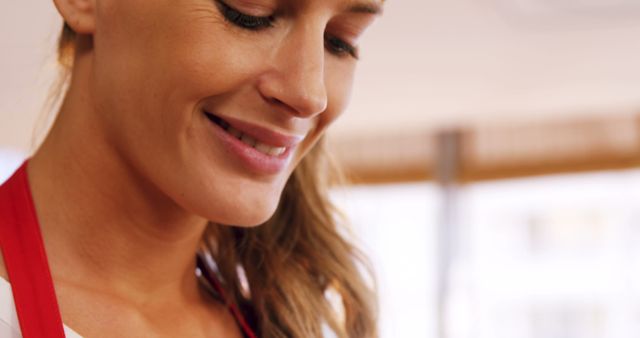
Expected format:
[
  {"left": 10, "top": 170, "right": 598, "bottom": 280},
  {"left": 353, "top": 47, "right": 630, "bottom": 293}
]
[{"left": 214, "top": 0, "right": 359, "bottom": 59}]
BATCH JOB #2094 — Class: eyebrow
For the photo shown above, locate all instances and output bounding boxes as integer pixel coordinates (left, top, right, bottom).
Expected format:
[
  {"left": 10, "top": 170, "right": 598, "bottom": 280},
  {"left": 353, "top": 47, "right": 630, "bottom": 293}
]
[{"left": 347, "top": 1, "right": 383, "bottom": 15}]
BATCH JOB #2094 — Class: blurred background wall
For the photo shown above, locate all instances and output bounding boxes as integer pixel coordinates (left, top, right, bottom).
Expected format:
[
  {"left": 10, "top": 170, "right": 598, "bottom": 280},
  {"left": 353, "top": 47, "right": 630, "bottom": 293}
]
[{"left": 2, "top": 1, "right": 640, "bottom": 338}]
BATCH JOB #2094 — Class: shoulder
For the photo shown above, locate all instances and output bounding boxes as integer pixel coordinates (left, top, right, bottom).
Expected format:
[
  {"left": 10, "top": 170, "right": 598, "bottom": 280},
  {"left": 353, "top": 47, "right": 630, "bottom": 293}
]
[
  {"left": 0, "top": 255, "right": 6, "bottom": 282},
  {"left": 0, "top": 176, "right": 10, "bottom": 278},
  {"left": 0, "top": 274, "right": 84, "bottom": 338},
  {"left": 0, "top": 173, "right": 9, "bottom": 280},
  {"left": 0, "top": 276, "right": 21, "bottom": 338},
  {"left": 0, "top": 162, "right": 24, "bottom": 280},
  {"left": 0, "top": 320, "right": 21, "bottom": 338}
]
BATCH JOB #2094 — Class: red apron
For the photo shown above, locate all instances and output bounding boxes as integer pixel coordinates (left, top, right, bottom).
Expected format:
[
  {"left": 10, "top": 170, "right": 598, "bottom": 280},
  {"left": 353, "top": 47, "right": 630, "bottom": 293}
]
[{"left": 0, "top": 162, "right": 257, "bottom": 338}]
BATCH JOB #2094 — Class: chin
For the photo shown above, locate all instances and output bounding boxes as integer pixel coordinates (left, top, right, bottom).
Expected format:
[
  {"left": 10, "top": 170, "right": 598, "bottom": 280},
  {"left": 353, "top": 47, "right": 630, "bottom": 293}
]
[
  {"left": 185, "top": 184, "right": 283, "bottom": 228},
  {"left": 159, "top": 135, "right": 295, "bottom": 228},
  {"left": 224, "top": 201, "right": 280, "bottom": 228}
]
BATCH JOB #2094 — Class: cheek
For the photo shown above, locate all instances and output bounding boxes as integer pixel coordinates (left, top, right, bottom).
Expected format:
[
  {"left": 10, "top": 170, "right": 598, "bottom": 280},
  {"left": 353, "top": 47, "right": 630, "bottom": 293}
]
[
  {"left": 157, "top": 8, "right": 274, "bottom": 102},
  {"left": 92, "top": 4, "right": 273, "bottom": 157},
  {"left": 95, "top": 3, "right": 268, "bottom": 111},
  {"left": 91, "top": 2, "right": 181, "bottom": 143}
]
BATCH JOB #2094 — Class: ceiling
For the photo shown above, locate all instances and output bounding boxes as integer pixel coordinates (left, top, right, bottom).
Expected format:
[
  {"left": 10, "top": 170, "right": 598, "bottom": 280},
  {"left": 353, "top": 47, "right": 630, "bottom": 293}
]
[
  {"left": 334, "top": 0, "right": 640, "bottom": 138},
  {"left": 1, "top": 0, "right": 640, "bottom": 152}
]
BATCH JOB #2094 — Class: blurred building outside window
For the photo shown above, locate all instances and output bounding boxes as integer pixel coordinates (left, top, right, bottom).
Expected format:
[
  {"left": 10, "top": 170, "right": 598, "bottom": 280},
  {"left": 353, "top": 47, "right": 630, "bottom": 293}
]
[{"left": 337, "top": 169, "right": 640, "bottom": 338}]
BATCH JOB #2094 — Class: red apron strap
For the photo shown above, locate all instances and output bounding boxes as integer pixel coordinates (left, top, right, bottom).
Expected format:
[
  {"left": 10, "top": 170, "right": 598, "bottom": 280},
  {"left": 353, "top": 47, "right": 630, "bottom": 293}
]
[
  {"left": 0, "top": 162, "right": 66, "bottom": 338},
  {"left": 196, "top": 255, "right": 258, "bottom": 338}
]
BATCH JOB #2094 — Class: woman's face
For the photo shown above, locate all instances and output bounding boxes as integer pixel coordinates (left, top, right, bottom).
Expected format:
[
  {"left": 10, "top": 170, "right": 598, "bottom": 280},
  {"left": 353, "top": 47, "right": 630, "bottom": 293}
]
[{"left": 87, "top": 0, "right": 380, "bottom": 226}]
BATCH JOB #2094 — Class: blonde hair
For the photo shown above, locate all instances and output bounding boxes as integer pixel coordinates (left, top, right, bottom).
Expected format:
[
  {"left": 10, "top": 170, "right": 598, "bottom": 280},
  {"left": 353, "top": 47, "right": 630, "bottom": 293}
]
[{"left": 57, "top": 23, "right": 378, "bottom": 338}]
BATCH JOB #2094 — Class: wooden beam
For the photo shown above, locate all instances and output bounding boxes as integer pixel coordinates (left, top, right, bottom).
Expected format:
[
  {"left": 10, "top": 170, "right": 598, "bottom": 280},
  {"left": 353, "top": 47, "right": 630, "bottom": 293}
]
[{"left": 329, "top": 114, "right": 640, "bottom": 184}]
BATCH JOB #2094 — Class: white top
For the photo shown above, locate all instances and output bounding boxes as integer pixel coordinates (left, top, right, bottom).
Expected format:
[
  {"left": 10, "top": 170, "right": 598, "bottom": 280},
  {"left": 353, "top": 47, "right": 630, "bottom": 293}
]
[{"left": 0, "top": 277, "right": 83, "bottom": 338}]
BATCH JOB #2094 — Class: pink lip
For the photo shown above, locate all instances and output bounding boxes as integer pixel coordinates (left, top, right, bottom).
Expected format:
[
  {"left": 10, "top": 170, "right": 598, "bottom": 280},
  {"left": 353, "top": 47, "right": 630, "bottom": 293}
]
[
  {"left": 203, "top": 111, "right": 303, "bottom": 175},
  {"left": 214, "top": 114, "right": 304, "bottom": 148}
]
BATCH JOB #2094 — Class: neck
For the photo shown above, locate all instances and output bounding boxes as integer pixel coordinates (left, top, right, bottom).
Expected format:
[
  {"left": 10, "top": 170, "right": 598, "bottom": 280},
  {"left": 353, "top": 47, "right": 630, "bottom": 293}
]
[{"left": 27, "top": 51, "right": 209, "bottom": 305}]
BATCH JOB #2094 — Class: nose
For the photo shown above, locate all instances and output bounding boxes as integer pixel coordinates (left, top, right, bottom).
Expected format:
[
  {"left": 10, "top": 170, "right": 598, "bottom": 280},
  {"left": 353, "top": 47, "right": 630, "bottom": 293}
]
[{"left": 257, "top": 23, "right": 328, "bottom": 118}]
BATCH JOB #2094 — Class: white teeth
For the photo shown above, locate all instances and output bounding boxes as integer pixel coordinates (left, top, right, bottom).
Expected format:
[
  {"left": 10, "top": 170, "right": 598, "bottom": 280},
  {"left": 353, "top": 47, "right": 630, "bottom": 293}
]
[
  {"left": 253, "top": 140, "right": 286, "bottom": 156},
  {"left": 268, "top": 147, "right": 286, "bottom": 156},
  {"left": 225, "top": 125, "right": 286, "bottom": 157},
  {"left": 255, "top": 142, "right": 273, "bottom": 154}
]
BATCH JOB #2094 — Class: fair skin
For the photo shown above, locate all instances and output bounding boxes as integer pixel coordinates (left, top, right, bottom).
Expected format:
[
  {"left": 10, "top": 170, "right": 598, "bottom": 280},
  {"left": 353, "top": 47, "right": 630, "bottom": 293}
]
[{"left": 0, "top": 0, "right": 380, "bottom": 336}]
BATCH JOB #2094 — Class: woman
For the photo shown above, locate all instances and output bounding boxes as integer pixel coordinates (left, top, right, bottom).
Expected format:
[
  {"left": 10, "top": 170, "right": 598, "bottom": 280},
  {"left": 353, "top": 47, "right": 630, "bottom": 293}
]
[{"left": 0, "top": 0, "right": 382, "bottom": 337}]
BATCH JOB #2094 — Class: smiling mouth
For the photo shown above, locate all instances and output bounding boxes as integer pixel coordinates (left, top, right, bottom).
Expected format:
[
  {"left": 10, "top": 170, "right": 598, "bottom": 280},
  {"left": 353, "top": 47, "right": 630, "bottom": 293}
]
[{"left": 204, "top": 112, "right": 287, "bottom": 157}]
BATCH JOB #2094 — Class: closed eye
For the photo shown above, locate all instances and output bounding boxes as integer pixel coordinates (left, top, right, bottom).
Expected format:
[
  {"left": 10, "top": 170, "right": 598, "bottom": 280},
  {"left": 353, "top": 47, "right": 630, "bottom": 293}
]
[
  {"left": 325, "top": 34, "right": 359, "bottom": 59},
  {"left": 215, "top": 0, "right": 360, "bottom": 59},
  {"left": 215, "top": 0, "right": 275, "bottom": 30}
]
